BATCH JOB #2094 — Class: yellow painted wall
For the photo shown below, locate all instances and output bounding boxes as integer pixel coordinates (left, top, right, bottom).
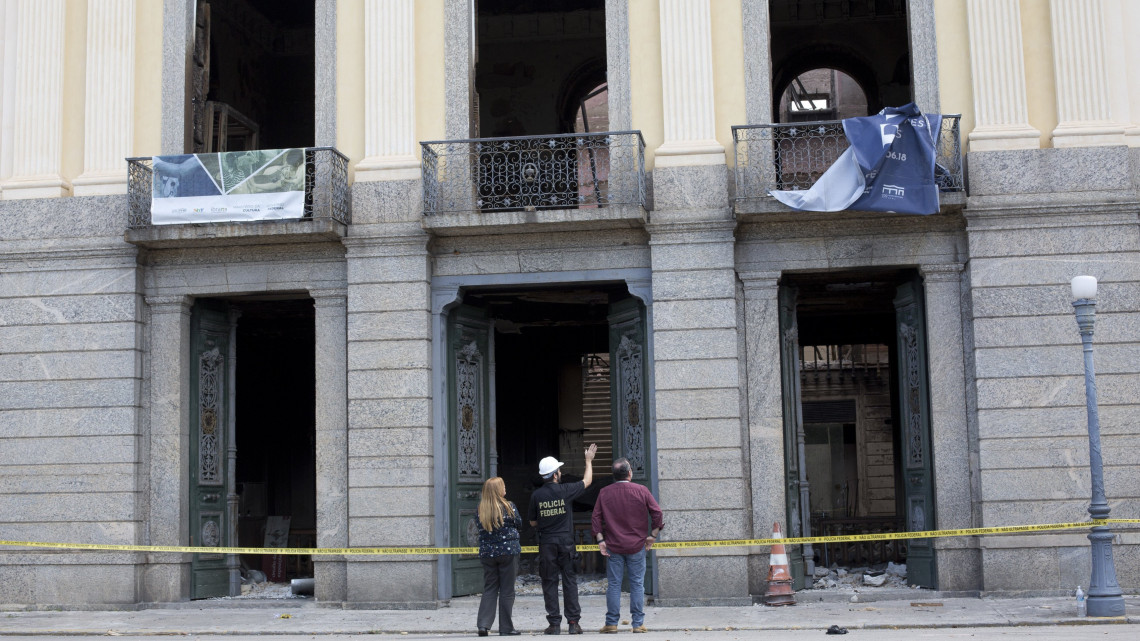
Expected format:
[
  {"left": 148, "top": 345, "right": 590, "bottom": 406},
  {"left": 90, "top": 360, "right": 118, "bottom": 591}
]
[
  {"left": 337, "top": 0, "right": 364, "bottom": 173},
  {"left": 62, "top": 0, "right": 86, "bottom": 184},
  {"left": 630, "top": 0, "right": 663, "bottom": 169},
  {"left": 935, "top": 0, "right": 973, "bottom": 140},
  {"left": 416, "top": 0, "right": 446, "bottom": 144},
  {"left": 629, "top": 1, "right": 746, "bottom": 169},
  {"left": 1020, "top": 0, "right": 1057, "bottom": 148},
  {"left": 134, "top": 0, "right": 163, "bottom": 156},
  {"left": 711, "top": 0, "right": 746, "bottom": 167}
]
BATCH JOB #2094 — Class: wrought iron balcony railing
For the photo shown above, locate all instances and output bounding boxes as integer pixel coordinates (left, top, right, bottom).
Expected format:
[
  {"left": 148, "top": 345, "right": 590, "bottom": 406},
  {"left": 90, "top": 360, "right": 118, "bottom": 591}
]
[
  {"left": 126, "top": 147, "right": 350, "bottom": 228},
  {"left": 420, "top": 131, "right": 646, "bottom": 216},
  {"left": 732, "top": 115, "right": 964, "bottom": 209}
]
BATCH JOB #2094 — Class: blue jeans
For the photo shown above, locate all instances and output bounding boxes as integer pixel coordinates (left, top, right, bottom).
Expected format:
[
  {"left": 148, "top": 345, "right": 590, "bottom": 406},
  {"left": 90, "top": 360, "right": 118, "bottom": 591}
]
[{"left": 604, "top": 548, "right": 646, "bottom": 627}]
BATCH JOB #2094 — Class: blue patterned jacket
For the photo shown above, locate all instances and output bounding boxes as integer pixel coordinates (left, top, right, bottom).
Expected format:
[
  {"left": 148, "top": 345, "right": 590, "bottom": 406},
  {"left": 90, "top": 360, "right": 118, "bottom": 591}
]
[{"left": 477, "top": 502, "right": 522, "bottom": 558}]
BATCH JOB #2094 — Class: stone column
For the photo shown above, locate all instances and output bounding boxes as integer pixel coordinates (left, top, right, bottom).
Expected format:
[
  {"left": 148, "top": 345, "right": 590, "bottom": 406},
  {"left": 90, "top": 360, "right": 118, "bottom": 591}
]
[
  {"left": 648, "top": 220, "right": 749, "bottom": 605},
  {"left": 738, "top": 271, "right": 786, "bottom": 593},
  {"left": 741, "top": 0, "right": 772, "bottom": 125},
  {"left": 142, "top": 295, "right": 192, "bottom": 603},
  {"left": 655, "top": 0, "right": 724, "bottom": 167},
  {"left": 343, "top": 233, "right": 436, "bottom": 607},
  {"left": 1, "top": 0, "right": 70, "bottom": 199},
  {"left": 965, "top": 0, "right": 1041, "bottom": 151},
  {"left": 311, "top": 288, "right": 349, "bottom": 602},
  {"left": 919, "top": 263, "right": 981, "bottom": 591},
  {"left": 315, "top": 0, "right": 337, "bottom": 147},
  {"left": 1049, "top": 0, "right": 1126, "bottom": 147},
  {"left": 355, "top": 0, "right": 420, "bottom": 181},
  {"left": 908, "top": 0, "right": 941, "bottom": 114},
  {"left": 161, "top": 0, "right": 194, "bottom": 154},
  {"left": 73, "top": 0, "right": 136, "bottom": 196}
]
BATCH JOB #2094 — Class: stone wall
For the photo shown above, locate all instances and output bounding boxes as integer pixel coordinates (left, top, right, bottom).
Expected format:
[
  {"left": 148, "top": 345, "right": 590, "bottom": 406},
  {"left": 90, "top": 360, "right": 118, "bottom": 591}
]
[
  {"left": 0, "top": 195, "right": 142, "bottom": 605},
  {"left": 965, "top": 146, "right": 1140, "bottom": 593}
]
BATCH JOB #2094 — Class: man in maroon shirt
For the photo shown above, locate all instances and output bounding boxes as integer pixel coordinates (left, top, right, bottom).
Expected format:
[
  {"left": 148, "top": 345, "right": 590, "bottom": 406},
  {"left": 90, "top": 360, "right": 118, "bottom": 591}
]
[{"left": 590, "top": 458, "right": 663, "bottom": 633}]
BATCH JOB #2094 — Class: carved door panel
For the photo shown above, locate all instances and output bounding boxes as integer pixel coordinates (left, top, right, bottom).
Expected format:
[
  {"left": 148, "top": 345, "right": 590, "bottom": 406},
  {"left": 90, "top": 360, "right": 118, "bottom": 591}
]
[
  {"left": 189, "top": 300, "right": 237, "bottom": 598},
  {"left": 894, "top": 277, "right": 937, "bottom": 588},
  {"left": 777, "top": 286, "right": 807, "bottom": 590},
  {"left": 607, "top": 297, "right": 654, "bottom": 592},
  {"left": 448, "top": 305, "right": 492, "bottom": 597}
]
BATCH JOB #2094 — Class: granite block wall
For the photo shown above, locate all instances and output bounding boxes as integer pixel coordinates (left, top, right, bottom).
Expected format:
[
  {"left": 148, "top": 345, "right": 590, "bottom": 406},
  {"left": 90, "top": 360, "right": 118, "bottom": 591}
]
[
  {"left": 0, "top": 195, "right": 143, "bottom": 605},
  {"left": 965, "top": 147, "right": 1140, "bottom": 592},
  {"left": 648, "top": 162, "right": 750, "bottom": 606},
  {"left": 344, "top": 181, "right": 437, "bottom": 607}
]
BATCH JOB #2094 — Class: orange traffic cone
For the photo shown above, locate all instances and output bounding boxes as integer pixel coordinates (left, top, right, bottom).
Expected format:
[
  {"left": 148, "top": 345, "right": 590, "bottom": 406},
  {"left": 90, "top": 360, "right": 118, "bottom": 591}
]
[{"left": 763, "top": 522, "right": 796, "bottom": 606}]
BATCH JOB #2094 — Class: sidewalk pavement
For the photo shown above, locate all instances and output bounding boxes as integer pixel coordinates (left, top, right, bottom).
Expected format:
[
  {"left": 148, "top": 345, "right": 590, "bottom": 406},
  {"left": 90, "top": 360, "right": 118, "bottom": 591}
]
[{"left": 1, "top": 592, "right": 1138, "bottom": 636}]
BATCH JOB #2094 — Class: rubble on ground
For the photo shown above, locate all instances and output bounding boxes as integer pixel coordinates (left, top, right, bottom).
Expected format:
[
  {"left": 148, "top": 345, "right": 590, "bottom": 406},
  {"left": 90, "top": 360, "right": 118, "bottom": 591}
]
[
  {"left": 516, "top": 573, "right": 608, "bottom": 596},
  {"left": 809, "top": 561, "right": 910, "bottom": 591}
]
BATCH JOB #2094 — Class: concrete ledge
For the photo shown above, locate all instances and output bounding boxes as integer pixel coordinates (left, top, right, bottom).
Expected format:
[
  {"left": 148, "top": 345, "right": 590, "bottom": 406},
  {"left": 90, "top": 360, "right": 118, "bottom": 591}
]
[
  {"left": 124, "top": 217, "right": 347, "bottom": 248},
  {"left": 653, "top": 596, "right": 754, "bottom": 607},
  {"left": 421, "top": 205, "right": 647, "bottom": 236},
  {"left": 735, "top": 191, "right": 966, "bottom": 218}
]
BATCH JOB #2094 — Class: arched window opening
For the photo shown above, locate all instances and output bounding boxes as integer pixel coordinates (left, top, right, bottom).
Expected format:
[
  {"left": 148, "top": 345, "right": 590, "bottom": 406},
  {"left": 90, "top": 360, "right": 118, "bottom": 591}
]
[{"left": 778, "top": 69, "right": 868, "bottom": 123}]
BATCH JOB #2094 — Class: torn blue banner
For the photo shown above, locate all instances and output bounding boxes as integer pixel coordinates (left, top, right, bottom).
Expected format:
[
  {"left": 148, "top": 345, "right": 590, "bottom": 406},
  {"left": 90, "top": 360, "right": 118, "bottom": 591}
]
[{"left": 769, "top": 104, "right": 943, "bottom": 215}]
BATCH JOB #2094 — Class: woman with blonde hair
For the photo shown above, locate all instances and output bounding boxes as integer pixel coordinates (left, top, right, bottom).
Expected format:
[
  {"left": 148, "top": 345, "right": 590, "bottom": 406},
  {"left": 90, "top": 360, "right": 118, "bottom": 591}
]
[{"left": 476, "top": 477, "right": 522, "bottom": 636}]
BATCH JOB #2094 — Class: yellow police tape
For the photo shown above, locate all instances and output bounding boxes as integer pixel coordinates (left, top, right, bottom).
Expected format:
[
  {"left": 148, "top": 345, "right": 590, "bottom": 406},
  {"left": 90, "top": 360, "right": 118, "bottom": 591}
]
[{"left": 1, "top": 519, "right": 1137, "bottom": 557}]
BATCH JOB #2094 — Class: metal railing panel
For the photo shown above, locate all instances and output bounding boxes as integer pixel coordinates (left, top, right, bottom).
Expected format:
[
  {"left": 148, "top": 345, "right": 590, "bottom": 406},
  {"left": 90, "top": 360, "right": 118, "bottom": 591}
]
[
  {"left": 420, "top": 131, "right": 646, "bottom": 216},
  {"left": 732, "top": 115, "right": 964, "bottom": 205},
  {"left": 126, "top": 147, "right": 350, "bottom": 229}
]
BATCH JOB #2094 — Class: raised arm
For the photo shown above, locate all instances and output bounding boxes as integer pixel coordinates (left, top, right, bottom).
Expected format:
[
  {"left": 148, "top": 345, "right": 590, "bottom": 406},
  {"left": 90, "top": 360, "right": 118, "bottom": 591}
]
[{"left": 581, "top": 442, "right": 598, "bottom": 488}]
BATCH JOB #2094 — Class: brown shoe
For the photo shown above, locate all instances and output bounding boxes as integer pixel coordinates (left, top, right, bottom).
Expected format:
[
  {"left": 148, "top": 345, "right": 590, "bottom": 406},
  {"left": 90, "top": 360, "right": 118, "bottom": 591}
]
[
  {"left": 599, "top": 625, "right": 619, "bottom": 634},
  {"left": 632, "top": 626, "right": 648, "bottom": 633}
]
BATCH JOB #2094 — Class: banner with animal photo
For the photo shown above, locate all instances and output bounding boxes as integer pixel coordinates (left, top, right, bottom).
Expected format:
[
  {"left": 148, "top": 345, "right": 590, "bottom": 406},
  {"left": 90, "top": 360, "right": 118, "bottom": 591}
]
[{"left": 151, "top": 148, "right": 306, "bottom": 224}]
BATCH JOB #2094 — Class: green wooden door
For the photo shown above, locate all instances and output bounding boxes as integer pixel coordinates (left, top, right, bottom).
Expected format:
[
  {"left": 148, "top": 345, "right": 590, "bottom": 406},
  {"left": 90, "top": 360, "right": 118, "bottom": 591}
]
[
  {"left": 607, "top": 297, "right": 654, "bottom": 592},
  {"left": 448, "top": 304, "right": 492, "bottom": 597},
  {"left": 777, "top": 286, "right": 807, "bottom": 590},
  {"left": 189, "top": 301, "right": 237, "bottom": 599},
  {"left": 894, "top": 277, "right": 937, "bottom": 588}
]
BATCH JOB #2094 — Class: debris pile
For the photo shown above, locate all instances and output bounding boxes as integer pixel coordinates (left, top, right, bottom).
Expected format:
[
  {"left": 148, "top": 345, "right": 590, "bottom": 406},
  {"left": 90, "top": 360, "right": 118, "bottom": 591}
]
[{"left": 810, "top": 561, "right": 909, "bottom": 591}]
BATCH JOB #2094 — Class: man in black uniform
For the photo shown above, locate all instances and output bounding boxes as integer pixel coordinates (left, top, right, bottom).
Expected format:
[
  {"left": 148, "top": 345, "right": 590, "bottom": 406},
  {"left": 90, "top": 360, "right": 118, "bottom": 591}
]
[{"left": 528, "top": 443, "right": 597, "bottom": 635}]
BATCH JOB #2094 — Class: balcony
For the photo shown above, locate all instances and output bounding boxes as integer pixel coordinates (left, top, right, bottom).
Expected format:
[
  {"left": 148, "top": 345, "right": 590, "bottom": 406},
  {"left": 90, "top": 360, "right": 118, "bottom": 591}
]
[
  {"left": 732, "top": 116, "right": 964, "bottom": 217},
  {"left": 124, "top": 147, "right": 350, "bottom": 248},
  {"left": 420, "top": 131, "right": 646, "bottom": 235}
]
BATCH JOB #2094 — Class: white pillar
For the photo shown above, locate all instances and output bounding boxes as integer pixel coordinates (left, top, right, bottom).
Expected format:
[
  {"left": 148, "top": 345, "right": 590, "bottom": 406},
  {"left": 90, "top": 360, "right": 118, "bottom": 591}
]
[
  {"left": 355, "top": 0, "right": 420, "bottom": 181},
  {"left": 965, "top": 0, "right": 1040, "bottom": 151},
  {"left": 655, "top": 0, "right": 724, "bottom": 167},
  {"left": 1103, "top": 0, "right": 1140, "bottom": 146},
  {"left": 0, "top": 0, "right": 19, "bottom": 189},
  {"left": 73, "top": 0, "right": 136, "bottom": 196},
  {"left": 1049, "top": 0, "right": 1126, "bottom": 147},
  {"left": 1, "top": 0, "right": 70, "bottom": 199}
]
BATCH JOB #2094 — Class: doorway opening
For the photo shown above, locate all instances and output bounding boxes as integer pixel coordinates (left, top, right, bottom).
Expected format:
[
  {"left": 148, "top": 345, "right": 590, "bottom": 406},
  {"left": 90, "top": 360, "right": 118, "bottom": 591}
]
[
  {"left": 472, "top": 0, "right": 609, "bottom": 212},
  {"left": 445, "top": 282, "right": 652, "bottom": 597},
  {"left": 189, "top": 297, "right": 316, "bottom": 599},
  {"left": 769, "top": 0, "right": 911, "bottom": 121},
  {"left": 189, "top": 0, "right": 315, "bottom": 152},
  {"left": 779, "top": 268, "right": 935, "bottom": 591}
]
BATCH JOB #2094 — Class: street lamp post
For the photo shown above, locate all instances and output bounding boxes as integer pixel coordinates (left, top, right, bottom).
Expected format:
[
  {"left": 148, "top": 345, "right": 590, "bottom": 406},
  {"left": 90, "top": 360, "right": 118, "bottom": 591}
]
[{"left": 1070, "top": 275, "right": 1125, "bottom": 617}]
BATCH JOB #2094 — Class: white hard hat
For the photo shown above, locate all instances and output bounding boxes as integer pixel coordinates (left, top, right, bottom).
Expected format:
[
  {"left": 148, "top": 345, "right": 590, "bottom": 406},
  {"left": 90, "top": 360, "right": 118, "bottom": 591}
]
[{"left": 538, "top": 456, "right": 564, "bottom": 477}]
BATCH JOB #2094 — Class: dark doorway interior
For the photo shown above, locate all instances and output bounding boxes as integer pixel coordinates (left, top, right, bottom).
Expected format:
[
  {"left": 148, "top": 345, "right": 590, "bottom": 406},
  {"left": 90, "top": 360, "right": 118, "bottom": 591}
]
[
  {"left": 769, "top": 0, "right": 911, "bottom": 121},
  {"left": 786, "top": 268, "right": 917, "bottom": 578},
  {"left": 476, "top": 0, "right": 607, "bottom": 137},
  {"left": 193, "top": 0, "right": 315, "bottom": 151},
  {"left": 233, "top": 298, "right": 316, "bottom": 587},
  {"left": 462, "top": 282, "right": 633, "bottom": 576}
]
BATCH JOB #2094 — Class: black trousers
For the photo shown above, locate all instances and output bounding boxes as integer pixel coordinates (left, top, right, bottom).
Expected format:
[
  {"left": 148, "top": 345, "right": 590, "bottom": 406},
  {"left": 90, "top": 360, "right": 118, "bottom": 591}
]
[
  {"left": 477, "top": 554, "right": 519, "bottom": 632},
  {"left": 538, "top": 543, "right": 580, "bottom": 625}
]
